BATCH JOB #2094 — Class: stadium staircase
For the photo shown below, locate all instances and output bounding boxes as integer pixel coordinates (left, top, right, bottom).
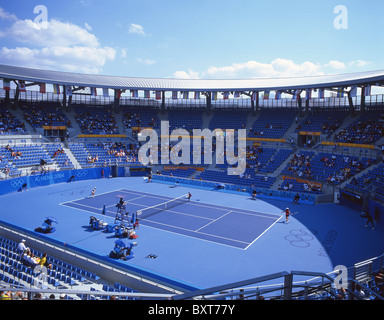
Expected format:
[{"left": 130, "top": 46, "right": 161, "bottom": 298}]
[
  {"left": 113, "top": 109, "right": 126, "bottom": 135},
  {"left": 283, "top": 112, "right": 303, "bottom": 142},
  {"left": 202, "top": 110, "right": 214, "bottom": 130},
  {"left": 327, "top": 111, "right": 360, "bottom": 141},
  {"left": 63, "top": 109, "right": 82, "bottom": 138},
  {"left": 62, "top": 144, "right": 81, "bottom": 169}
]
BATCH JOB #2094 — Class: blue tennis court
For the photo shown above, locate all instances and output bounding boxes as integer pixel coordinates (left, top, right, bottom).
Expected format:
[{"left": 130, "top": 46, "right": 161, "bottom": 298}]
[{"left": 61, "top": 189, "right": 282, "bottom": 249}]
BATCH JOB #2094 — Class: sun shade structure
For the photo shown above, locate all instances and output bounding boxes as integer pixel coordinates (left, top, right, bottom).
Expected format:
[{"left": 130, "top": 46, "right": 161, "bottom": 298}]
[{"left": 1, "top": 64, "right": 384, "bottom": 92}]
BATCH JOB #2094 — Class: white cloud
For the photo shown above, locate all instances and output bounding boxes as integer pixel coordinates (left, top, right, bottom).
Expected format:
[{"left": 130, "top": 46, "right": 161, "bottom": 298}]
[
  {"left": 199, "top": 59, "right": 323, "bottom": 79},
  {"left": 325, "top": 60, "right": 346, "bottom": 70},
  {"left": 137, "top": 58, "right": 156, "bottom": 66},
  {"left": 7, "top": 19, "right": 99, "bottom": 48},
  {"left": 84, "top": 22, "right": 92, "bottom": 31},
  {"left": 349, "top": 60, "right": 370, "bottom": 67},
  {"left": 173, "top": 69, "right": 200, "bottom": 79},
  {"left": 0, "top": 7, "right": 17, "bottom": 21},
  {"left": 129, "top": 23, "right": 146, "bottom": 35},
  {"left": 0, "top": 46, "right": 116, "bottom": 74},
  {"left": 0, "top": 7, "right": 115, "bottom": 74},
  {"left": 173, "top": 58, "right": 372, "bottom": 80},
  {"left": 121, "top": 48, "right": 127, "bottom": 58}
]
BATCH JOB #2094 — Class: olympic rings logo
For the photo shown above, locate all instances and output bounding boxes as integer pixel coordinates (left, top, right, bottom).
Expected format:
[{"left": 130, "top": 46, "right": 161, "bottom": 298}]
[
  {"left": 75, "top": 170, "right": 89, "bottom": 178},
  {"left": 284, "top": 229, "right": 315, "bottom": 248},
  {"left": 10, "top": 178, "right": 26, "bottom": 190}
]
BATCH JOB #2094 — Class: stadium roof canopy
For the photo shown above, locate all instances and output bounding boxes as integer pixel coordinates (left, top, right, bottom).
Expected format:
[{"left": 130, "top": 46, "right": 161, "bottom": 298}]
[{"left": 1, "top": 64, "right": 384, "bottom": 92}]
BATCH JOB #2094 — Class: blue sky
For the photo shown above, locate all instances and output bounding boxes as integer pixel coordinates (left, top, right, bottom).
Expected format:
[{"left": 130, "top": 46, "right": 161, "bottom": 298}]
[{"left": 0, "top": 0, "right": 383, "bottom": 80}]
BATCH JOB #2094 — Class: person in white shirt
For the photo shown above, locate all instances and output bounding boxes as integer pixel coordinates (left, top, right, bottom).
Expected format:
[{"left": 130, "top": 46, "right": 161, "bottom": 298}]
[{"left": 17, "top": 239, "right": 29, "bottom": 255}]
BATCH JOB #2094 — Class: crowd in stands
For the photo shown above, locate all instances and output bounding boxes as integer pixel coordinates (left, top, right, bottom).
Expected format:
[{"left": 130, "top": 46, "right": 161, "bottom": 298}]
[
  {"left": 346, "top": 163, "right": 384, "bottom": 202},
  {"left": 296, "top": 108, "right": 348, "bottom": 135},
  {"left": 74, "top": 105, "right": 119, "bottom": 134},
  {"left": 82, "top": 141, "right": 140, "bottom": 166},
  {"left": 0, "top": 102, "right": 383, "bottom": 199},
  {"left": 0, "top": 105, "right": 26, "bottom": 135},
  {"left": 122, "top": 108, "right": 159, "bottom": 129},
  {"left": 282, "top": 150, "right": 375, "bottom": 187},
  {"left": 21, "top": 103, "right": 72, "bottom": 128},
  {"left": 249, "top": 108, "right": 297, "bottom": 139},
  {"left": 279, "top": 178, "right": 322, "bottom": 194},
  {"left": 335, "top": 110, "right": 384, "bottom": 144}
]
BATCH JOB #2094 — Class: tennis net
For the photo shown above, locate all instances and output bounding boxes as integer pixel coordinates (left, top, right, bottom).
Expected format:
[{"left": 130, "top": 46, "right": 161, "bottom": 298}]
[{"left": 136, "top": 194, "right": 190, "bottom": 220}]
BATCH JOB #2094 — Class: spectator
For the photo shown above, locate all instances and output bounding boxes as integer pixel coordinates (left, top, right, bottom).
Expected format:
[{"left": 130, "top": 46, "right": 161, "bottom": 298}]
[{"left": 17, "top": 239, "right": 29, "bottom": 255}]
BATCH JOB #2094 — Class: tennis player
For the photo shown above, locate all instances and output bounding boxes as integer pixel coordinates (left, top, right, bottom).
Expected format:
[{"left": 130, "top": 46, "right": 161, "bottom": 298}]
[
  {"left": 283, "top": 207, "right": 291, "bottom": 223},
  {"left": 187, "top": 192, "right": 192, "bottom": 201},
  {"left": 90, "top": 187, "right": 96, "bottom": 198}
]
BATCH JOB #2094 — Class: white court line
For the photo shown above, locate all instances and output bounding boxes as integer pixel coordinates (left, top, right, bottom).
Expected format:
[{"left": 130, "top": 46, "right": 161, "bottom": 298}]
[
  {"left": 243, "top": 215, "right": 283, "bottom": 250},
  {"left": 139, "top": 208, "right": 214, "bottom": 221},
  {"left": 194, "top": 211, "right": 233, "bottom": 232},
  {"left": 65, "top": 201, "right": 104, "bottom": 211},
  {"left": 142, "top": 217, "right": 250, "bottom": 246},
  {"left": 141, "top": 223, "right": 249, "bottom": 250},
  {"left": 58, "top": 188, "right": 122, "bottom": 206},
  {"left": 105, "top": 195, "right": 147, "bottom": 208}
]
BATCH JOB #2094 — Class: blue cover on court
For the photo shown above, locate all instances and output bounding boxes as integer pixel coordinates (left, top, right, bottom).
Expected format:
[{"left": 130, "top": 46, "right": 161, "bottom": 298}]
[{"left": 1, "top": 176, "right": 383, "bottom": 290}]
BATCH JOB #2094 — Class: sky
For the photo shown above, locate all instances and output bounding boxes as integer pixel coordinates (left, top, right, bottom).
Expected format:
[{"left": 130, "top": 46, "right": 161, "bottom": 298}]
[{"left": 0, "top": 0, "right": 383, "bottom": 81}]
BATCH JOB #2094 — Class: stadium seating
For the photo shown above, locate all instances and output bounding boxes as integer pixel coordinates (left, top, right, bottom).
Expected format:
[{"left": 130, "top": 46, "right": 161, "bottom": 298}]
[
  {"left": 45, "top": 143, "right": 74, "bottom": 169},
  {"left": 295, "top": 108, "right": 349, "bottom": 134},
  {"left": 0, "top": 105, "right": 26, "bottom": 135},
  {"left": 74, "top": 105, "right": 119, "bottom": 134},
  {"left": 279, "top": 178, "right": 322, "bottom": 194},
  {"left": 208, "top": 109, "right": 248, "bottom": 130},
  {"left": 68, "top": 143, "right": 93, "bottom": 168},
  {"left": 0, "top": 235, "right": 141, "bottom": 300},
  {"left": 161, "top": 168, "right": 197, "bottom": 178},
  {"left": 122, "top": 106, "right": 159, "bottom": 129},
  {"left": 335, "top": 108, "right": 384, "bottom": 144},
  {"left": 167, "top": 109, "right": 204, "bottom": 132},
  {"left": 21, "top": 103, "right": 72, "bottom": 128},
  {"left": 249, "top": 108, "right": 297, "bottom": 138},
  {"left": 0, "top": 144, "right": 53, "bottom": 169},
  {"left": 197, "top": 169, "right": 276, "bottom": 189},
  {"left": 346, "top": 164, "right": 384, "bottom": 202}
]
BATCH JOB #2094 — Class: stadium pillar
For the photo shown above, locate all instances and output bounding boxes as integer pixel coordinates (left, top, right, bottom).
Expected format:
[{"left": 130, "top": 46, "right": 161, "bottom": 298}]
[
  {"left": 14, "top": 84, "right": 19, "bottom": 104},
  {"left": 67, "top": 94, "right": 72, "bottom": 111},
  {"left": 305, "top": 98, "right": 309, "bottom": 112},
  {"left": 206, "top": 92, "right": 212, "bottom": 111},
  {"left": 361, "top": 86, "right": 366, "bottom": 111},
  {"left": 161, "top": 91, "right": 166, "bottom": 111},
  {"left": 5, "top": 88, "right": 10, "bottom": 103},
  {"left": 63, "top": 85, "right": 67, "bottom": 108},
  {"left": 347, "top": 92, "right": 354, "bottom": 112},
  {"left": 298, "top": 96, "right": 302, "bottom": 113},
  {"left": 114, "top": 89, "right": 120, "bottom": 113}
]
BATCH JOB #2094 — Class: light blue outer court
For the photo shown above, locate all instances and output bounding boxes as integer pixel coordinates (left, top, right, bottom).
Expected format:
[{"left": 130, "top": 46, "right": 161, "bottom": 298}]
[{"left": 1, "top": 175, "right": 382, "bottom": 290}]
